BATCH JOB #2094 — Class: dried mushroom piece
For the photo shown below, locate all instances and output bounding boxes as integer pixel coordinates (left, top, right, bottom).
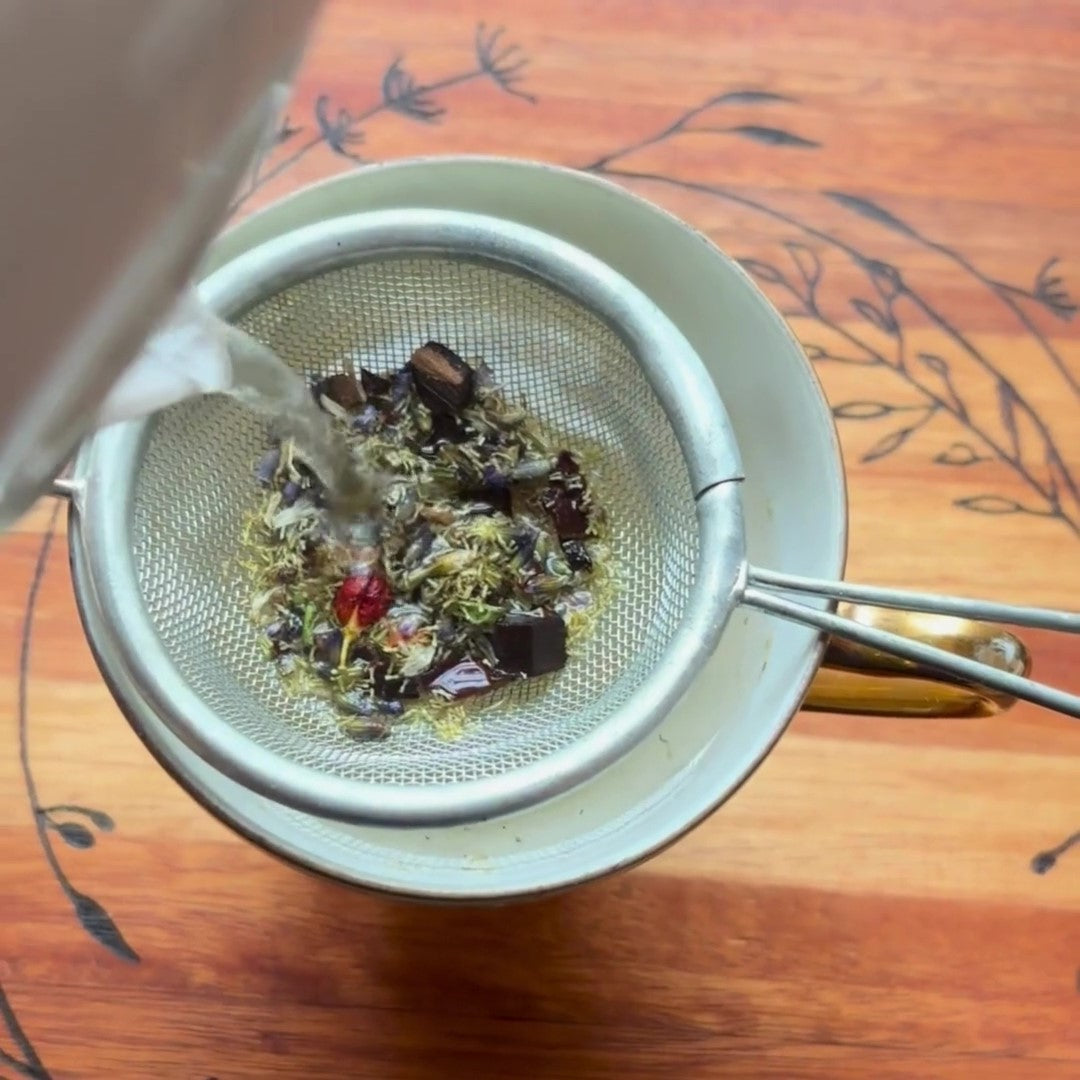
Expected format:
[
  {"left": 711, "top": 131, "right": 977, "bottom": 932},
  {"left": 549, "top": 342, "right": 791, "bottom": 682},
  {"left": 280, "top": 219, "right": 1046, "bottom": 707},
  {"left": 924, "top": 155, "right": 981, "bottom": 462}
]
[
  {"left": 317, "top": 373, "right": 365, "bottom": 411},
  {"left": 491, "top": 611, "right": 568, "bottom": 678},
  {"left": 409, "top": 341, "right": 474, "bottom": 414}
]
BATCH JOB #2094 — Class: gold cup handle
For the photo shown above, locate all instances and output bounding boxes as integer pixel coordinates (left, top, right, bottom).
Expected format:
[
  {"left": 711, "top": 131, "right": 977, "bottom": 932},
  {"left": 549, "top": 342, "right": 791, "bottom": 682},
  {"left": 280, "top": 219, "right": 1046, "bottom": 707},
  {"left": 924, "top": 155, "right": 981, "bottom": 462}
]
[{"left": 802, "top": 603, "right": 1032, "bottom": 717}]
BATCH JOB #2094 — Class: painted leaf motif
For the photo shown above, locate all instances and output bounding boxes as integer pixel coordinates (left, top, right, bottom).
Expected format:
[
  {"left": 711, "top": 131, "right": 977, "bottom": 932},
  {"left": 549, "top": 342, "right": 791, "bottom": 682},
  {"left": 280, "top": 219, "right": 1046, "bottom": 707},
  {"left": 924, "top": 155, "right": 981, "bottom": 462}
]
[
  {"left": 0, "top": 982, "right": 48, "bottom": 1078},
  {"left": 727, "top": 125, "right": 819, "bottom": 148},
  {"left": 997, "top": 380, "right": 1022, "bottom": 456},
  {"left": 82, "top": 808, "right": 115, "bottom": 832},
  {"left": 40, "top": 804, "right": 115, "bottom": 831},
  {"left": 954, "top": 495, "right": 1030, "bottom": 515},
  {"left": 1031, "top": 851, "right": 1057, "bottom": 874},
  {"left": 862, "top": 424, "right": 918, "bottom": 463},
  {"left": 934, "top": 442, "right": 984, "bottom": 466},
  {"left": 918, "top": 353, "right": 949, "bottom": 376},
  {"left": 738, "top": 258, "right": 785, "bottom": 284},
  {"left": 1044, "top": 444, "right": 1061, "bottom": 500},
  {"left": 381, "top": 59, "right": 445, "bottom": 122},
  {"left": 56, "top": 822, "right": 94, "bottom": 849},
  {"left": 862, "top": 258, "right": 903, "bottom": 299},
  {"left": 709, "top": 90, "right": 796, "bottom": 105},
  {"left": 833, "top": 401, "right": 900, "bottom": 420},
  {"left": 824, "top": 190, "right": 919, "bottom": 239},
  {"left": 1034, "top": 256, "right": 1077, "bottom": 320},
  {"left": 71, "top": 891, "right": 139, "bottom": 962},
  {"left": 785, "top": 242, "right": 822, "bottom": 291},
  {"left": 851, "top": 298, "right": 898, "bottom": 334}
]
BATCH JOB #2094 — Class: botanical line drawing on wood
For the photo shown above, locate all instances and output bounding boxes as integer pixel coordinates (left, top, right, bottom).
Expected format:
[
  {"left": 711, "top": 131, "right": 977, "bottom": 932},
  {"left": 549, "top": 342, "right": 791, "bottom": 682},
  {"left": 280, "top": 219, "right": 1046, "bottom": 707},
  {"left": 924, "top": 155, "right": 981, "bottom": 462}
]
[
  {"left": 7, "top": 26, "right": 1076, "bottom": 1078},
  {"left": 0, "top": 981, "right": 49, "bottom": 1080},
  {"left": 581, "top": 93, "right": 1078, "bottom": 538},
  {"left": 0, "top": 27, "right": 541, "bottom": 1078},
  {"left": 18, "top": 504, "right": 138, "bottom": 962},
  {"left": 231, "top": 24, "right": 536, "bottom": 213},
  {"left": 1031, "top": 830, "right": 1080, "bottom": 875}
]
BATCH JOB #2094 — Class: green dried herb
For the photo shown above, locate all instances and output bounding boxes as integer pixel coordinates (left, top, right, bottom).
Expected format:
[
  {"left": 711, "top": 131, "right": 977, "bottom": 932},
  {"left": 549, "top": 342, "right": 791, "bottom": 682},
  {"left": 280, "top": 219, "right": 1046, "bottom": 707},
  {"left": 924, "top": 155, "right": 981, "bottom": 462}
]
[{"left": 238, "top": 345, "right": 616, "bottom": 737}]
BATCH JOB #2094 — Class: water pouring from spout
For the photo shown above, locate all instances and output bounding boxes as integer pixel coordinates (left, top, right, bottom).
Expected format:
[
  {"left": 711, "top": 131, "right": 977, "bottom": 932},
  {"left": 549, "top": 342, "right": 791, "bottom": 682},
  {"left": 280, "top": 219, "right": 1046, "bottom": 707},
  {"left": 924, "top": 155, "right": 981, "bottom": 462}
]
[{"left": 96, "top": 287, "right": 384, "bottom": 542}]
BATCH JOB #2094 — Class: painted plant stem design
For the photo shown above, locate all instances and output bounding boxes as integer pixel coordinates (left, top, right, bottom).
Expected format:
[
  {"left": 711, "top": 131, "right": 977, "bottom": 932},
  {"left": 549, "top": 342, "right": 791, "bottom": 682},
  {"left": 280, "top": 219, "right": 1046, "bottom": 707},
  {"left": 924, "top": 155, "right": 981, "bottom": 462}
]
[
  {"left": 231, "top": 23, "right": 536, "bottom": 213},
  {"left": 1031, "top": 830, "right": 1080, "bottom": 875},
  {"left": 582, "top": 92, "right": 1078, "bottom": 538},
  {"left": 0, "top": 982, "right": 49, "bottom": 1080},
  {"left": 0, "top": 30, "right": 540, "bottom": 1078},
  {"left": 6, "top": 33, "right": 1073, "bottom": 1080},
  {"left": 8, "top": 506, "right": 136, "bottom": 1077},
  {"left": 18, "top": 503, "right": 138, "bottom": 964},
  {"left": 580, "top": 91, "right": 1078, "bottom": 874}
]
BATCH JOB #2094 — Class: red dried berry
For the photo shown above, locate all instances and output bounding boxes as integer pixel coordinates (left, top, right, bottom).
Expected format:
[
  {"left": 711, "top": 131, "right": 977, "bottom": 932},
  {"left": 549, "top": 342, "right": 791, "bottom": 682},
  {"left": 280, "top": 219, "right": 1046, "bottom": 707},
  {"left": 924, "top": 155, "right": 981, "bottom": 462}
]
[{"left": 333, "top": 571, "right": 393, "bottom": 630}]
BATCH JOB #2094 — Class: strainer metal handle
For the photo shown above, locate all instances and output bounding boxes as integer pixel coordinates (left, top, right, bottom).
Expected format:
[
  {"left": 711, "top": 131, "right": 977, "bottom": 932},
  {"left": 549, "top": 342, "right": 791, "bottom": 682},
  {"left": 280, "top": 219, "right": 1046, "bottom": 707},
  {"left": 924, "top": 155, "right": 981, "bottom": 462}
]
[{"left": 742, "top": 568, "right": 1080, "bottom": 718}]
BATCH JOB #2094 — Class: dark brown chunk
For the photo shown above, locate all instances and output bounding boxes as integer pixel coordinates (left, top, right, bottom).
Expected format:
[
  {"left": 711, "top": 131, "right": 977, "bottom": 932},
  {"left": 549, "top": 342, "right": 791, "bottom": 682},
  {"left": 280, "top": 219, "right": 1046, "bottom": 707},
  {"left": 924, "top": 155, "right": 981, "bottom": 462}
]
[
  {"left": 389, "top": 368, "right": 413, "bottom": 411},
  {"left": 561, "top": 538, "right": 592, "bottom": 573},
  {"left": 428, "top": 411, "right": 470, "bottom": 446},
  {"left": 409, "top": 341, "right": 474, "bottom": 414},
  {"left": 541, "top": 486, "right": 589, "bottom": 539},
  {"left": 555, "top": 450, "right": 581, "bottom": 476},
  {"left": 491, "top": 611, "right": 567, "bottom": 678},
  {"left": 466, "top": 485, "right": 512, "bottom": 517},
  {"left": 466, "top": 465, "right": 512, "bottom": 516},
  {"left": 319, "top": 373, "right": 365, "bottom": 411},
  {"left": 373, "top": 670, "right": 422, "bottom": 701},
  {"left": 540, "top": 450, "right": 591, "bottom": 539},
  {"left": 360, "top": 368, "right": 392, "bottom": 398}
]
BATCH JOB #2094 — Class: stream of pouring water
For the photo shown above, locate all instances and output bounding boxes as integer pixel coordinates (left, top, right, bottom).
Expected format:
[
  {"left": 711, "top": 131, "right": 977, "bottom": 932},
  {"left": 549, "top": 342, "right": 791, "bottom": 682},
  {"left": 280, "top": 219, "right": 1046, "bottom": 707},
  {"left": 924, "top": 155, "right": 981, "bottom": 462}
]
[
  {"left": 223, "top": 324, "right": 384, "bottom": 543},
  {"left": 95, "top": 289, "right": 383, "bottom": 541}
]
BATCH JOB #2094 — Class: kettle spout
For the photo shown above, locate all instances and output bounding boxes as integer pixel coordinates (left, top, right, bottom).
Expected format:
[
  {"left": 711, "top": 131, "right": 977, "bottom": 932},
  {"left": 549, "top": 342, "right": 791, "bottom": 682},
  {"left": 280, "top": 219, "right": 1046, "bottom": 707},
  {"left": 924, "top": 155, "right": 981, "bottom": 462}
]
[{"left": 94, "top": 287, "right": 236, "bottom": 429}]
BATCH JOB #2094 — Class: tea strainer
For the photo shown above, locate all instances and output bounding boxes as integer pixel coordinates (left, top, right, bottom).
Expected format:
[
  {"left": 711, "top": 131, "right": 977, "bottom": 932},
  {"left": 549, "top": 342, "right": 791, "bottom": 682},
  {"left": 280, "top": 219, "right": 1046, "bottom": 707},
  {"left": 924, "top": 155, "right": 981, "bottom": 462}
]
[{"left": 64, "top": 209, "right": 1080, "bottom": 828}]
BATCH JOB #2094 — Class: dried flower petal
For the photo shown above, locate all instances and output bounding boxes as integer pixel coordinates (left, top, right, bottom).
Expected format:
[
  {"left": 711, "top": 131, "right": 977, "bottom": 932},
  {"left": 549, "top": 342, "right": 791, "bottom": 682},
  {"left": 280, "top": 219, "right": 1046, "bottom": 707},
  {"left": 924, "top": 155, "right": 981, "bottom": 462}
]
[
  {"left": 428, "top": 659, "right": 500, "bottom": 700},
  {"left": 352, "top": 403, "right": 381, "bottom": 435},
  {"left": 334, "top": 569, "right": 393, "bottom": 629},
  {"left": 561, "top": 538, "right": 592, "bottom": 572},
  {"left": 255, "top": 447, "right": 280, "bottom": 487}
]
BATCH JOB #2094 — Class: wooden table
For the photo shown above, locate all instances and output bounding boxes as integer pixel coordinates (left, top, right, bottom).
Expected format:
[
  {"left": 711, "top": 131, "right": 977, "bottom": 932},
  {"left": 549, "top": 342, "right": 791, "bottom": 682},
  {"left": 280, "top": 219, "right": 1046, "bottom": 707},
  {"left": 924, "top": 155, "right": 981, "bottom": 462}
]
[{"left": 1, "top": 2, "right": 1077, "bottom": 1076}]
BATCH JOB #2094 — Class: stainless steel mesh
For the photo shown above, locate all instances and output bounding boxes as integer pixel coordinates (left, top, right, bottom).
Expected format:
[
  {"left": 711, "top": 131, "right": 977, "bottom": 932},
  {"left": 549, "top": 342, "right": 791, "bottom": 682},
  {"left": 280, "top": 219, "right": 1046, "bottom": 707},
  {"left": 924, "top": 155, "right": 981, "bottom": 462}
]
[{"left": 130, "top": 255, "right": 698, "bottom": 787}]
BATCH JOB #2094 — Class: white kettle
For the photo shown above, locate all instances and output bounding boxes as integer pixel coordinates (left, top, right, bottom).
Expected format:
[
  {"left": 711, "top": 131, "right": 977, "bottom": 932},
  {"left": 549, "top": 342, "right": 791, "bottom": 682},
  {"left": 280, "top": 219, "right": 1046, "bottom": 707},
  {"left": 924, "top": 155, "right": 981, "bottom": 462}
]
[{"left": 0, "top": 0, "right": 320, "bottom": 528}]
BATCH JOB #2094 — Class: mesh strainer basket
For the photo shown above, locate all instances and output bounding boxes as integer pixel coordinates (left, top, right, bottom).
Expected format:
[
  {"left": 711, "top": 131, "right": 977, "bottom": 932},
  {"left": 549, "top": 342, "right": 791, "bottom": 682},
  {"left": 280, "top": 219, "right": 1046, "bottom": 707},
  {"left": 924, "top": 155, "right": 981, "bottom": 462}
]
[
  {"left": 74, "top": 210, "right": 744, "bottom": 826},
  {"left": 70, "top": 208, "right": 1080, "bottom": 829}
]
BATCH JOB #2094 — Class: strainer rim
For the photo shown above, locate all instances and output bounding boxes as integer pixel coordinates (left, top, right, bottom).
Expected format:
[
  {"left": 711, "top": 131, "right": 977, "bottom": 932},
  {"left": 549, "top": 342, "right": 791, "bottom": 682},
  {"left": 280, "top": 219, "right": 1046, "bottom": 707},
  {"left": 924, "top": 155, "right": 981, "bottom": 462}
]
[{"left": 74, "top": 208, "right": 747, "bottom": 826}]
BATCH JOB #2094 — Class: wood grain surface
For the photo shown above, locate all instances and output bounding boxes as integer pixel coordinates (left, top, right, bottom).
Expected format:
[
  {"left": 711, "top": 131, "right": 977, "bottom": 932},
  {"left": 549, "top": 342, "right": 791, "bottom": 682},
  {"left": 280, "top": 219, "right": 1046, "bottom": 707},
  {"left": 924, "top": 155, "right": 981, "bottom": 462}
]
[{"left": 1, "top": 1, "right": 1077, "bottom": 1076}]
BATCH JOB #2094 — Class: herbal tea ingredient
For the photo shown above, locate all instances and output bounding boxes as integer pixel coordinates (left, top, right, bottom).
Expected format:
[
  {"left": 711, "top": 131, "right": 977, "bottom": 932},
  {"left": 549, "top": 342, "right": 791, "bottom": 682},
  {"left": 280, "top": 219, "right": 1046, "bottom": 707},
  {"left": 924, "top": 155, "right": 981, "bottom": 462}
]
[{"left": 238, "top": 341, "right": 613, "bottom": 741}]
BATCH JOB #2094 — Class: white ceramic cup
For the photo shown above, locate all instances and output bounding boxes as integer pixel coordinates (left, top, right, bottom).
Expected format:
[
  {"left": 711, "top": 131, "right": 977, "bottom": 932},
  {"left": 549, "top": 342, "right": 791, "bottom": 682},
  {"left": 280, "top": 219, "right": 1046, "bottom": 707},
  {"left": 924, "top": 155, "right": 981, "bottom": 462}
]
[{"left": 78, "top": 156, "right": 849, "bottom": 901}]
